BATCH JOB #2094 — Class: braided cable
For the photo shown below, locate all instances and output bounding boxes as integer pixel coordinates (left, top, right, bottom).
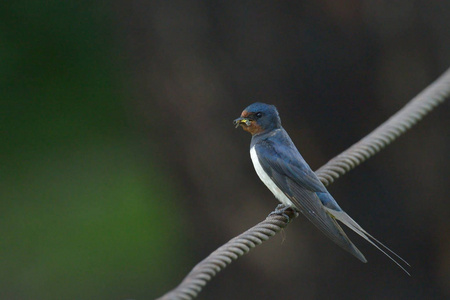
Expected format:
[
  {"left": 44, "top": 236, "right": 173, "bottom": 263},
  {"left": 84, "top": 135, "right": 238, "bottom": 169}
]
[
  {"left": 157, "top": 211, "right": 297, "bottom": 300},
  {"left": 316, "top": 68, "right": 450, "bottom": 185},
  {"left": 157, "top": 68, "right": 450, "bottom": 300}
]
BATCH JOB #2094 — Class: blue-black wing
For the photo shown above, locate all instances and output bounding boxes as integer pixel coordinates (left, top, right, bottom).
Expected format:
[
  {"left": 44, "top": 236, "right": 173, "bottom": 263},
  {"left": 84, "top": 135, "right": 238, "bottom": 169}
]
[{"left": 254, "top": 137, "right": 367, "bottom": 262}]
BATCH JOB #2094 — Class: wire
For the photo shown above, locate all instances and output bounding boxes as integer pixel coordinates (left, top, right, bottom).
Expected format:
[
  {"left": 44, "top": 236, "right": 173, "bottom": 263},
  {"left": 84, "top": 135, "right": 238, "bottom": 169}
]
[
  {"left": 158, "top": 211, "right": 297, "bottom": 300},
  {"left": 315, "top": 68, "right": 450, "bottom": 186},
  {"left": 156, "top": 68, "right": 450, "bottom": 300}
]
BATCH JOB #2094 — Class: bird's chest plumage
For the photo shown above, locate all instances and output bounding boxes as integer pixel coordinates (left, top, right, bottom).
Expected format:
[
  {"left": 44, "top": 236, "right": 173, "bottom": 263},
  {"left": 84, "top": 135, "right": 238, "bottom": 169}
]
[{"left": 250, "top": 146, "right": 294, "bottom": 207}]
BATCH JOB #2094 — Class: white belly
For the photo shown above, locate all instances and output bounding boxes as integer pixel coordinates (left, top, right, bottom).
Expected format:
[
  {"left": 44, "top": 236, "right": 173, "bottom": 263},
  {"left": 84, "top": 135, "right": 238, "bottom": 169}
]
[{"left": 250, "top": 147, "right": 294, "bottom": 207}]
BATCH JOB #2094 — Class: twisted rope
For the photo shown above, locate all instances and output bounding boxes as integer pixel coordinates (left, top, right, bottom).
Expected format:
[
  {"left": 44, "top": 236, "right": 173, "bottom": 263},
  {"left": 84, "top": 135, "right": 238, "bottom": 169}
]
[
  {"left": 157, "top": 68, "right": 450, "bottom": 300},
  {"left": 158, "top": 210, "right": 297, "bottom": 300},
  {"left": 315, "top": 68, "right": 450, "bottom": 185}
]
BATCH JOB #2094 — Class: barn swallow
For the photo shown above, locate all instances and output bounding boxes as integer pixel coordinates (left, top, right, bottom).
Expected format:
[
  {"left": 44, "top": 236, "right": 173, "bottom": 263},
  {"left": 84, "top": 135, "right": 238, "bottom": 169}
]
[{"left": 234, "top": 102, "right": 409, "bottom": 274}]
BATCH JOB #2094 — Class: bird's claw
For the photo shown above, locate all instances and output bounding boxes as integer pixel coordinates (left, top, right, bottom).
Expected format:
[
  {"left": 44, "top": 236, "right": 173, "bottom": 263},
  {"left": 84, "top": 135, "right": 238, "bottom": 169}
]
[{"left": 268, "top": 204, "right": 294, "bottom": 223}]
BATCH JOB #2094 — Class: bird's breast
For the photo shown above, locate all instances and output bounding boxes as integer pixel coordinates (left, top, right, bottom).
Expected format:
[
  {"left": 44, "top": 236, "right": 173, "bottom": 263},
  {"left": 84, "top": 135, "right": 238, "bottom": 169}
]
[{"left": 250, "top": 146, "right": 294, "bottom": 207}]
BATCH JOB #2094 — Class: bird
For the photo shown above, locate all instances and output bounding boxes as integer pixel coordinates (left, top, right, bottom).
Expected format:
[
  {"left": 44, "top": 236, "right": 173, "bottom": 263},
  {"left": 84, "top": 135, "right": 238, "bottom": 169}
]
[{"left": 234, "top": 102, "right": 410, "bottom": 275}]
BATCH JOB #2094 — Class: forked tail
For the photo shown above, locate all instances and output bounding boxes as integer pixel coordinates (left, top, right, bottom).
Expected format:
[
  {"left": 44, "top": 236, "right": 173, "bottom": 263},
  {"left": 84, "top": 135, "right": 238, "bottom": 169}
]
[{"left": 325, "top": 208, "right": 411, "bottom": 276}]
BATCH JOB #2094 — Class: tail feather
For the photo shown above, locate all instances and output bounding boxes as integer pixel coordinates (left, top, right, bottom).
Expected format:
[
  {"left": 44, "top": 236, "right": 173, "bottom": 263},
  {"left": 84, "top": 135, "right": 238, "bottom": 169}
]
[
  {"left": 326, "top": 208, "right": 410, "bottom": 276},
  {"left": 326, "top": 216, "right": 367, "bottom": 263}
]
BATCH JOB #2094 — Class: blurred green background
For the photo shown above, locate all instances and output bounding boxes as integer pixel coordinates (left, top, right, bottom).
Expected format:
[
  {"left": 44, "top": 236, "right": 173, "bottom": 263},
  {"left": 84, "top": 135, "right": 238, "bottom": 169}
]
[
  {"left": 2, "top": 1, "right": 449, "bottom": 300},
  {"left": 1, "top": 2, "right": 188, "bottom": 299}
]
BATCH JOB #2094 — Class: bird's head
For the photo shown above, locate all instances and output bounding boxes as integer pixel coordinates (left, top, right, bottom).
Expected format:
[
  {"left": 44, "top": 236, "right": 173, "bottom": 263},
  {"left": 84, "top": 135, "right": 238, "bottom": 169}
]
[{"left": 233, "top": 102, "right": 281, "bottom": 135}]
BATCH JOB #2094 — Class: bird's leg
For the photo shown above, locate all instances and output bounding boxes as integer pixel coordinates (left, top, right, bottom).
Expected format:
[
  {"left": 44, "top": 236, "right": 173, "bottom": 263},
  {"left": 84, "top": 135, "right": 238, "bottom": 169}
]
[{"left": 268, "top": 204, "right": 298, "bottom": 223}]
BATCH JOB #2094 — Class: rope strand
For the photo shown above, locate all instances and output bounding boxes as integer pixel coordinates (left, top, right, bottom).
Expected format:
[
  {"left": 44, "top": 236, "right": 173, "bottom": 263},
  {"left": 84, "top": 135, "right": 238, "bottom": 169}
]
[
  {"left": 157, "top": 68, "right": 450, "bottom": 300},
  {"left": 316, "top": 68, "right": 450, "bottom": 185}
]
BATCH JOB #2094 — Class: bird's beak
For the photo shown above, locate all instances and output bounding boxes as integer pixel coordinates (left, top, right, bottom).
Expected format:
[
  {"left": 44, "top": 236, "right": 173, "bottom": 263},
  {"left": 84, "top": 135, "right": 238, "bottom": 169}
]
[{"left": 233, "top": 117, "right": 251, "bottom": 128}]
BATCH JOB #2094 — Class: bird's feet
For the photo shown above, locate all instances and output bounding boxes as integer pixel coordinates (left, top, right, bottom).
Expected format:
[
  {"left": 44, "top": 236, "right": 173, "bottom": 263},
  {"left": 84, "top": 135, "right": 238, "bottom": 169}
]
[{"left": 268, "top": 204, "right": 297, "bottom": 223}]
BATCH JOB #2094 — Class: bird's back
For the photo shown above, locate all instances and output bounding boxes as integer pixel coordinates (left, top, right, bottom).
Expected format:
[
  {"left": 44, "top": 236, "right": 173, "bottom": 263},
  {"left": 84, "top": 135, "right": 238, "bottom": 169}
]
[{"left": 250, "top": 128, "right": 367, "bottom": 262}]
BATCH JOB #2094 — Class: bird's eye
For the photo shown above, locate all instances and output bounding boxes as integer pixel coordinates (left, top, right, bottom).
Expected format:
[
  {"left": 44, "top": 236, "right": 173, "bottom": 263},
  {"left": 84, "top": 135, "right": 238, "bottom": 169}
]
[{"left": 255, "top": 112, "right": 262, "bottom": 118}]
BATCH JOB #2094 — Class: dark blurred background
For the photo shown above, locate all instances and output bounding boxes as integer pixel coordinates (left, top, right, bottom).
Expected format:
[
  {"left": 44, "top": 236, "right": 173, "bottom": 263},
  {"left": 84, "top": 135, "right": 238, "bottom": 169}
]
[{"left": 1, "top": 1, "right": 449, "bottom": 299}]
